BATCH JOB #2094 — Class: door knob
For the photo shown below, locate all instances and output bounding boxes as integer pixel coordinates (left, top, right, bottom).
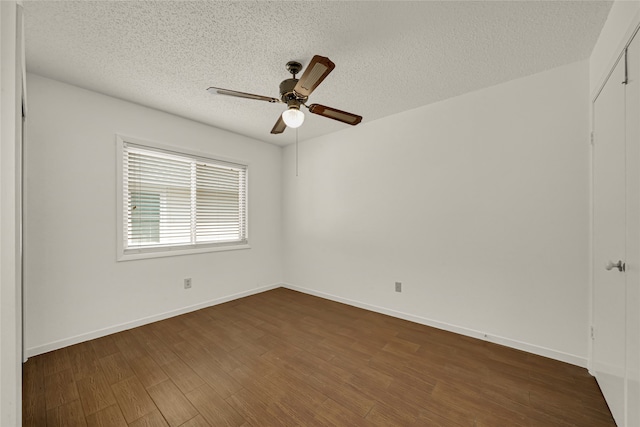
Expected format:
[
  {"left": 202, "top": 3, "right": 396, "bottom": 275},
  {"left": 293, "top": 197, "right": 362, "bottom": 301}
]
[{"left": 605, "top": 260, "right": 626, "bottom": 272}]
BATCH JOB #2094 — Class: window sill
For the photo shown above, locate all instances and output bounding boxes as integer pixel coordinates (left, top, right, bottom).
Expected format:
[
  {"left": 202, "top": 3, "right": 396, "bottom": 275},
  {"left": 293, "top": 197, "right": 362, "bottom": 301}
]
[{"left": 117, "top": 242, "right": 250, "bottom": 261}]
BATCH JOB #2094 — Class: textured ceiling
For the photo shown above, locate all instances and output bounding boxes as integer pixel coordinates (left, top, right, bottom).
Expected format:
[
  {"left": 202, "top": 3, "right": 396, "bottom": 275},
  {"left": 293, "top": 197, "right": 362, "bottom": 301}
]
[{"left": 24, "top": 0, "right": 612, "bottom": 146}]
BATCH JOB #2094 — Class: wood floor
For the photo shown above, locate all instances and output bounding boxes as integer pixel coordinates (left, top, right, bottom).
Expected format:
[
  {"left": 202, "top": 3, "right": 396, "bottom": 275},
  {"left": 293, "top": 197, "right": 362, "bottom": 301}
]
[{"left": 23, "top": 287, "right": 615, "bottom": 426}]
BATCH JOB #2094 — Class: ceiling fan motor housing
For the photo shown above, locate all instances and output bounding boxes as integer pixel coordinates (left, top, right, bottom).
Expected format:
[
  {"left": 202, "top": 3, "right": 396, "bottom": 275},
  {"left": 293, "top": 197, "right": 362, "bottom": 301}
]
[{"left": 279, "top": 78, "right": 307, "bottom": 105}]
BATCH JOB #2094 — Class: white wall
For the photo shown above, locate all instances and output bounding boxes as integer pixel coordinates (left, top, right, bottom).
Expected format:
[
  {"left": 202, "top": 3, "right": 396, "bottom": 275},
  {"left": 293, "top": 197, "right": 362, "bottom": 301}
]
[
  {"left": 590, "top": 0, "right": 640, "bottom": 97},
  {"left": 24, "top": 74, "right": 283, "bottom": 355},
  {"left": 283, "top": 60, "right": 591, "bottom": 366},
  {"left": 1, "top": 1, "right": 23, "bottom": 424}
]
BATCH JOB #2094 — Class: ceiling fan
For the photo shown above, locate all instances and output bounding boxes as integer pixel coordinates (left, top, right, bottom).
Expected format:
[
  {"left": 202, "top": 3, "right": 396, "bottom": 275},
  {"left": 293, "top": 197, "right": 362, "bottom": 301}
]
[{"left": 207, "top": 55, "right": 363, "bottom": 134}]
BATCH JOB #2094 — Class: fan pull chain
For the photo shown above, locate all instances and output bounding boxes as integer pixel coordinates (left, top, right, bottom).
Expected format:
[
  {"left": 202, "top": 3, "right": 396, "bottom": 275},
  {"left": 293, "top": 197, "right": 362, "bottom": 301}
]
[{"left": 295, "top": 127, "right": 299, "bottom": 177}]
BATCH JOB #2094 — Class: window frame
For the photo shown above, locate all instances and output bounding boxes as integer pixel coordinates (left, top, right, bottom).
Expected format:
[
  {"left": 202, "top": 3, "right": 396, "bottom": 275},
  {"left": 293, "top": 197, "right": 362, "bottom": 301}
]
[{"left": 116, "top": 135, "right": 250, "bottom": 261}]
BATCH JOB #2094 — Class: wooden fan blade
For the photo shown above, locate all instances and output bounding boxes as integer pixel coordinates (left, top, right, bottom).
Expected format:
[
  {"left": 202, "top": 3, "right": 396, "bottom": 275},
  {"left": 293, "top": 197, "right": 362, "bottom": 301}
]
[
  {"left": 308, "top": 104, "right": 362, "bottom": 125},
  {"left": 294, "top": 56, "right": 335, "bottom": 97},
  {"left": 271, "top": 114, "right": 287, "bottom": 134},
  {"left": 207, "top": 87, "right": 281, "bottom": 103}
]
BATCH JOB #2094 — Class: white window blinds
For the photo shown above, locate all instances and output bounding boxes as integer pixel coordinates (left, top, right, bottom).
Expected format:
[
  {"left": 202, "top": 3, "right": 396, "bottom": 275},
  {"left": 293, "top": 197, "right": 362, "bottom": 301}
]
[{"left": 122, "top": 142, "right": 247, "bottom": 255}]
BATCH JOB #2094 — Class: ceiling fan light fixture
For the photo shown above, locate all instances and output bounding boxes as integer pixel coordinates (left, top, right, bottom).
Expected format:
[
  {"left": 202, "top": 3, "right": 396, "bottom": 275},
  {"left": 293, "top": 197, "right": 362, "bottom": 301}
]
[
  {"left": 282, "top": 106, "right": 305, "bottom": 128},
  {"left": 208, "top": 56, "right": 362, "bottom": 135}
]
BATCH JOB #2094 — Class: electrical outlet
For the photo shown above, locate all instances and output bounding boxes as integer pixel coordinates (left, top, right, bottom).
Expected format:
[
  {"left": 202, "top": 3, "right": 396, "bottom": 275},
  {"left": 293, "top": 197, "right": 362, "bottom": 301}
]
[
  {"left": 395, "top": 282, "right": 402, "bottom": 292},
  {"left": 184, "top": 278, "right": 192, "bottom": 289}
]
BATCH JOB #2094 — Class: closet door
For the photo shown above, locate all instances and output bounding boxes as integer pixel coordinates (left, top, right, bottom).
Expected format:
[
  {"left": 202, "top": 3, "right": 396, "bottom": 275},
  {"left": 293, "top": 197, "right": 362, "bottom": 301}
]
[
  {"left": 592, "top": 54, "right": 627, "bottom": 426},
  {"left": 626, "top": 31, "right": 639, "bottom": 427}
]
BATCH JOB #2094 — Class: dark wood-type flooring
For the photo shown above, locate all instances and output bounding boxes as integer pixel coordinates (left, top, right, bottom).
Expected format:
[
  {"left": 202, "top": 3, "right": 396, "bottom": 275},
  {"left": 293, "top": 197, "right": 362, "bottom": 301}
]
[{"left": 23, "top": 287, "right": 615, "bottom": 426}]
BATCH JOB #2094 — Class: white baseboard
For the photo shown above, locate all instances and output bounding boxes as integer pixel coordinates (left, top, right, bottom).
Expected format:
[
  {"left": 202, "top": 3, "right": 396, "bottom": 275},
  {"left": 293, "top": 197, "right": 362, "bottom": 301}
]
[
  {"left": 26, "top": 282, "right": 588, "bottom": 368},
  {"left": 25, "top": 283, "right": 282, "bottom": 358},
  {"left": 282, "top": 282, "right": 588, "bottom": 368}
]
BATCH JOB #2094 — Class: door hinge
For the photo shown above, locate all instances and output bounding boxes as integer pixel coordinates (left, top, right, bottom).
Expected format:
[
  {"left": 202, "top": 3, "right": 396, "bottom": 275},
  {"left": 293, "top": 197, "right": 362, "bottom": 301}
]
[
  {"left": 623, "top": 47, "right": 629, "bottom": 85},
  {"left": 591, "top": 326, "right": 595, "bottom": 340},
  {"left": 590, "top": 132, "right": 594, "bottom": 145}
]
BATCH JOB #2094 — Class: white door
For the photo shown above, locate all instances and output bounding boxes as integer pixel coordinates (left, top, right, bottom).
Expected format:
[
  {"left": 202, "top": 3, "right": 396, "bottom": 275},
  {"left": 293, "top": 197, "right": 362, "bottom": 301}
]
[
  {"left": 625, "top": 31, "right": 640, "bottom": 427},
  {"left": 593, "top": 55, "right": 627, "bottom": 426}
]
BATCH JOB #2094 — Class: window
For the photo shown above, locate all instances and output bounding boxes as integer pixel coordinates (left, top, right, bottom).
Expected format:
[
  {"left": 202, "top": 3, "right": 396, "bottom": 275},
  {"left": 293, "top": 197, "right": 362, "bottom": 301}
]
[{"left": 117, "top": 136, "right": 248, "bottom": 260}]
